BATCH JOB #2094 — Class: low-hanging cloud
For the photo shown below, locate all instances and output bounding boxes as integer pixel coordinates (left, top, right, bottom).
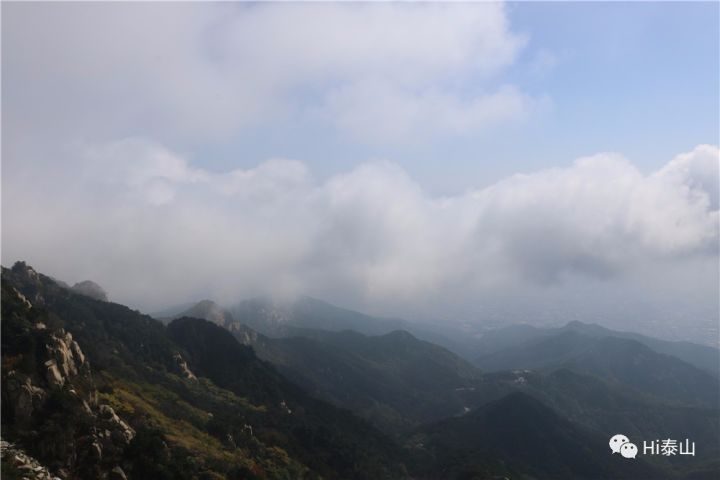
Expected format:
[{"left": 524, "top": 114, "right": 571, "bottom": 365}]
[{"left": 2, "top": 141, "right": 717, "bottom": 322}]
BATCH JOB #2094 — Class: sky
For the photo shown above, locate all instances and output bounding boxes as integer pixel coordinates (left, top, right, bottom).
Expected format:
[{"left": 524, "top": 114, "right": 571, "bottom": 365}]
[{"left": 2, "top": 2, "right": 719, "bottom": 344}]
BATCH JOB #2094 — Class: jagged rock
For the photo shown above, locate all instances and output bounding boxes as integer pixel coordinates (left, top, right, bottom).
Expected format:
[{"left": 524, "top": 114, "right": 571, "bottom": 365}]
[
  {"left": 40, "top": 329, "right": 90, "bottom": 388},
  {"left": 69, "top": 341, "right": 85, "bottom": 367},
  {"left": 1, "top": 438, "right": 58, "bottom": 480},
  {"left": 98, "top": 405, "right": 135, "bottom": 445},
  {"left": 11, "top": 287, "right": 33, "bottom": 309},
  {"left": 226, "top": 323, "right": 260, "bottom": 346},
  {"left": 0, "top": 306, "right": 134, "bottom": 480},
  {"left": 55, "top": 332, "right": 78, "bottom": 377},
  {"left": 98, "top": 404, "right": 116, "bottom": 420},
  {"left": 172, "top": 353, "right": 197, "bottom": 380},
  {"left": 71, "top": 281, "right": 108, "bottom": 302},
  {"left": 44, "top": 360, "right": 64, "bottom": 387}
]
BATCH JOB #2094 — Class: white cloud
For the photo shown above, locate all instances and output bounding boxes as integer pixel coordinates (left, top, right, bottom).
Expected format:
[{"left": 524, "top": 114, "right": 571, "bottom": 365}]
[
  {"left": 220, "top": 2, "right": 524, "bottom": 86},
  {"left": 655, "top": 144, "right": 719, "bottom": 210},
  {"left": 2, "top": 142, "right": 717, "bottom": 321},
  {"left": 2, "top": 2, "right": 717, "bottom": 343},
  {"left": 3, "top": 2, "right": 529, "bottom": 145},
  {"left": 471, "top": 148, "right": 719, "bottom": 283}
]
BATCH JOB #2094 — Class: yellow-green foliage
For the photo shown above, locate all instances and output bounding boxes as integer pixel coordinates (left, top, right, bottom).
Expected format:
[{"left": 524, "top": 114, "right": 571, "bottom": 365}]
[
  {"left": 99, "top": 374, "right": 235, "bottom": 462},
  {"left": 97, "top": 373, "right": 309, "bottom": 479},
  {"left": 192, "top": 376, "right": 267, "bottom": 413}
]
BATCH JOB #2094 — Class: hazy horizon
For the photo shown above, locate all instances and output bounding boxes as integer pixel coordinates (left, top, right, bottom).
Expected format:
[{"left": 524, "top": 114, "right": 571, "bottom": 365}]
[{"left": 2, "top": 2, "right": 718, "bottom": 346}]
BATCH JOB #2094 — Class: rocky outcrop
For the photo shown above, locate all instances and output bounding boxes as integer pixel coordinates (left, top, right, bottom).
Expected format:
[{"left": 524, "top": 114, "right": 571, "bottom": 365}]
[
  {"left": 71, "top": 281, "right": 108, "bottom": 302},
  {"left": 227, "top": 323, "right": 260, "bottom": 346},
  {"left": 10, "top": 261, "right": 48, "bottom": 306},
  {"left": 43, "top": 329, "right": 89, "bottom": 387},
  {"left": 12, "top": 286, "right": 33, "bottom": 309},
  {"left": 11, "top": 261, "right": 40, "bottom": 282},
  {"left": 2, "top": 275, "right": 133, "bottom": 480},
  {"left": 1, "top": 439, "right": 61, "bottom": 480},
  {"left": 172, "top": 353, "right": 197, "bottom": 381},
  {"left": 98, "top": 405, "right": 135, "bottom": 445}
]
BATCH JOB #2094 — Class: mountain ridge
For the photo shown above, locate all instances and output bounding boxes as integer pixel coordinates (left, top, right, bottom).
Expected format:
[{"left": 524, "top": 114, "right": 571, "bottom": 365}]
[
  {"left": 1, "top": 262, "right": 409, "bottom": 479},
  {"left": 474, "top": 330, "right": 720, "bottom": 408}
]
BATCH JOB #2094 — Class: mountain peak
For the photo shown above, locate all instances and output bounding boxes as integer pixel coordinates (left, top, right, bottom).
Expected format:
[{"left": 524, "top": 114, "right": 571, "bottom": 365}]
[
  {"left": 179, "top": 299, "right": 234, "bottom": 327},
  {"left": 565, "top": 320, "right": 589, "bottom": 328},
  {"left": 194, "top": 299, "right": 220, "bottom": 309},
  {"left": 562, "top": 320, "right": 609, "bottom": 335},
  {"left": 71, "top": 280, "right": 108, "bottom": 301},
  {"left": 381, "top": 330, "right": 417, "bottom": 343},
  {"left": 10, "top": 260, "right": 40, "bottom": 281}
]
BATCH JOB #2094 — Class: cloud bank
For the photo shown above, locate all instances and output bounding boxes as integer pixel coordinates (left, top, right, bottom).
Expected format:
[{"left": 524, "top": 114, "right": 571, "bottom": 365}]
[
  {"left": 3, "top": 143, "right": 717, "bottom": 323},
  {"left": 2, "top": 2, "right": 717, "bottom": 344}
]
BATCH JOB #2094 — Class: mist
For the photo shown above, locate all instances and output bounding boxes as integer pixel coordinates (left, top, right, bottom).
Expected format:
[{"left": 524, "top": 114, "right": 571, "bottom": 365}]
[
  {"left": 2, "top": 140, "right": 717, "bottom": 345},
  {"left": 2, "top": 2, "right": 718, "bottom": 345}
]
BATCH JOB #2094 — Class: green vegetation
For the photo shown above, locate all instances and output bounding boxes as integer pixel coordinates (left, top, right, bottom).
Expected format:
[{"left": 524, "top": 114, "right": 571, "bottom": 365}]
[
  {"left": 1, "top": 264, "right": 404, "bottom": 479},
  {"left": 167, "top": 317, "right": 409, "bottom": 479},
  {"left": 2, "top": 262, "right": 718, "bottom": 479},
  {"left": 414, "top": 392, "right": 664, "bottom": 480},
  {"left": 244, "top": 328, "right": 484, "bottom": 434}
]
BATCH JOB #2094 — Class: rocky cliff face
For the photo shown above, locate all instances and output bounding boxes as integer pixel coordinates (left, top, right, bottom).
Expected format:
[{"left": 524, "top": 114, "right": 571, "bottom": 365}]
[
  {"left": 226, "top": 322, "right": 260, "bottom": 346},
  {"left": 1, "top": 265, "right": 132, "bottom": 480}
]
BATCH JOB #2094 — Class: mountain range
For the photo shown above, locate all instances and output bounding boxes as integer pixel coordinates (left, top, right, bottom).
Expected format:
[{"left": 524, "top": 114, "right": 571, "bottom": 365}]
[
  {"left": 165, "top": 295, "right": 720, "bottom": 477},
  {"left": 474, "top": 321, "right": 720, "bottom": 377},
  {"left": 2, "top": 262, "right": 718, "bottom": 479}
]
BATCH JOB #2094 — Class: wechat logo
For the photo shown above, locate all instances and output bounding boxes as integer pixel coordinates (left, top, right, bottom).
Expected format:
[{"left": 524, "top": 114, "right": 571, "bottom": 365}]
[{"left": 609, "top": 434, "right": 638, "bottom": 459}]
